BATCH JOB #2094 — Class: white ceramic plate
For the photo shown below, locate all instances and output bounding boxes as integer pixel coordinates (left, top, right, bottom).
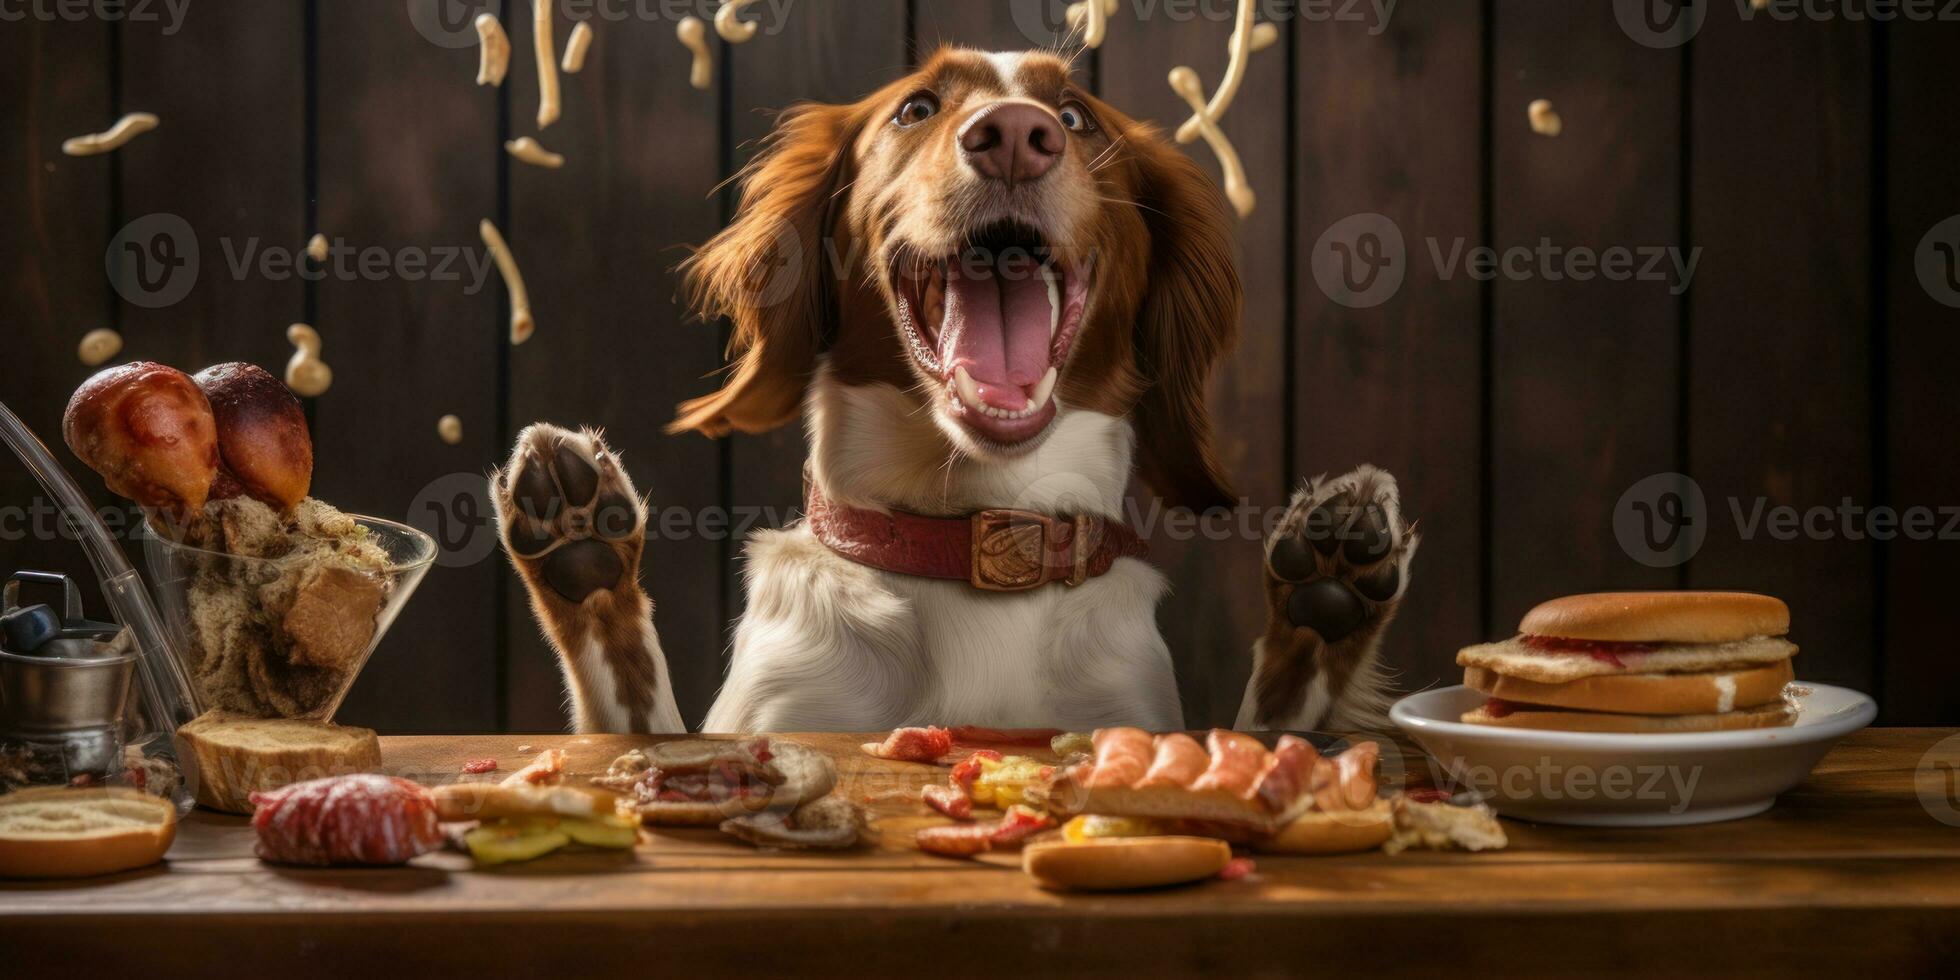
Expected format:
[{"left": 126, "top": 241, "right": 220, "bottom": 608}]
[{"left": 1390, "top": 683, "right": 1876, "bottom": 826}]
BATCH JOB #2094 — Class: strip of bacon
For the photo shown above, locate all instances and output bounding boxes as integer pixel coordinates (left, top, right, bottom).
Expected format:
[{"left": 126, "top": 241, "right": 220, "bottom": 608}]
[
  {"left": 1137, "top": 732, "right": 1209, "bottom": 788},
  {"left": 922, "top": 784, "right": 973, "bottom": 821},
  {"left": 1081, "top": 727, "right": 1154, "bottom": 788},
  {"left": 1189, "top": 730, "right": 1270, "bottom": 798},
  {"left": 1253, "top": 734, "right": 1319, "bottom": 813},
  {"left": 861, "top": 726, "right": 955, "bottom": 763}
]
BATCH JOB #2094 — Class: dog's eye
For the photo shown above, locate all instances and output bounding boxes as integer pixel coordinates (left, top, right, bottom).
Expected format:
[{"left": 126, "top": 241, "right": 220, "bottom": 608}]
[
  {"left": 1058, "top": 101, "right": 1097, "bottom": 133},
  {"left": 894, "top": 93, "right": 940, "bottom": 128}
]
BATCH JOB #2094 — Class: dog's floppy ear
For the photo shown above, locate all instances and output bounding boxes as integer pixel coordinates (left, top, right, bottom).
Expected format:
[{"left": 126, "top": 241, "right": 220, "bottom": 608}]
[
  {"left": 1126, "top": 127, "right": 1242, "bottom": 511},
  {"left": 673, "top": 101, "right": 865, "bottom": 436}
]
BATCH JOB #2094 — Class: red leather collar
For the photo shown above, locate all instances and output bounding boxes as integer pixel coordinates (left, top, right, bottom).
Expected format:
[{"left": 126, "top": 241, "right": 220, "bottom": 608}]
[{"left": 805, "top": 483, "right": 1148, "bottom": 592}]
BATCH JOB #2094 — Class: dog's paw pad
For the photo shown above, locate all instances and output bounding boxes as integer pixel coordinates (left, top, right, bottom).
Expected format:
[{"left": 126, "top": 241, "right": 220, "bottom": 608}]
[
  {"left": 1286, "top": 579, "right": 1366, "bottom": 642},
  {"left": 492, "top": 424, "right": 646, "bottom": 604}
]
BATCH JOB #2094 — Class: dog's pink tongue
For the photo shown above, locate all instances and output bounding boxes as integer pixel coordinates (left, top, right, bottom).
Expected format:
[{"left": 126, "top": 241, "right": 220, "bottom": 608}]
[{"left": 944, "top": 262, "right": 1051, "bottom": 409}]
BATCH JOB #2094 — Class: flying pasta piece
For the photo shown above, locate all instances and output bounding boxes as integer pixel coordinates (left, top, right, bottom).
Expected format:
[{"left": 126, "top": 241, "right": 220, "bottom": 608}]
[
  {"left": 476, "top": 14, "right": 510, "bottom": 86},
  {"left": 1066, "top": 0, "right": 1119, "bottom": 48},
  {"left": 480, "top": 219, "right": 535, "bottom": 346},
  {"left": 438, "top": 415, "right": 464, "bottom": 446},
  {"left": 285, "top": 324, "right": 333, "bottom": 398},
  {"left": 562, "top": 21, "right": 594, "bottom": 73},
  {"left": 306, "top": 234, "right": 329, "bottom": 263},
  {"left": 677, "top": 16, "right": 713, "bottom": 90},
  {"left": 1173, "top": 0, "right": 1272, "bottom": 146},
  {"left": 77, "top": 329, "right": 122, "bottom": 367},
  {"left": 714, "top": 0, "right": 764, "bottom": 43},
  {"left": 62, "top": 113, "right": 159, "bottom": 156},
  {"left": 505, "top": 137, "right": 565, "bottom": 169},
  {"left": 1170, "top": 67, "right": 1254, "bottom": 218},
  {"left": 535, "top": 0, "right": 561, "bottom": 128},
  {"left": 1528, "top": 99, "right": 1563, "bottom": 137}
]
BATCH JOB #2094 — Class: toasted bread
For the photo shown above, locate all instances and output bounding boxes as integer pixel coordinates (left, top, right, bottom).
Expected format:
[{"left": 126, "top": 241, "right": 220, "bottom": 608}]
[
  {"left": 1518, "top": 592, "right": 1789, "bottom": 644},
  {"left": 0, "top": 787, "right": 177, "bottom": 879},
  {"left": 1460, "top": 699, "right": 1797, "bottom": 732},
  {"left": 1023, "top": 836, "right": 1232, "bottom": 891},
  {"left": 1456, "top": 635, "right": 1796, "bottom": 685},
  {"left": 173, "top": 712, "right": 381, "bottom": 814}
]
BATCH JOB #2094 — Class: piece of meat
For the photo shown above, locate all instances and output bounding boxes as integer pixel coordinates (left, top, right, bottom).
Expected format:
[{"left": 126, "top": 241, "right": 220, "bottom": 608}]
[
  {"left": 915, "top": 805, "right": 1053, "bottom": 857},
  {"left": 1254, "top": 735, "right": 1320, "bottom": 813},
  {"left": 1218, "top": 857, "right": 1256, "bottom": 881},
  {"left": 1335, "top": 741, "right": 1381, "bottom": 811},
  {"left": 1190, "top": 730, "right": 1271, "bottom": 798},
  {"left": 501, "top": 748, "right": 566, "bottom": 786},
  {"left": 720, "top": 796, "right": 864, "bottom": 850},
  {"left": 861, "top": 726, "right": 955, "bottom": 763},
  {"left": 949, "top": 749, "right": 1003, "bottom": 793},
  {"left": 1137, "top": 732, "right": 1210, "bottom": 789},
  {"left": 947, "top": 726, "right": 1062, "bottom": 747},
  {"left": 461, "top": 759, "right": 499, "bottom": 775},
  {"left": 922, "top": 784, "right": 974, "bottom": 821},
  {"left": 250, "top": 774, "right": 442, "bottom": 866},
  {"left": 1081, "top": 727, "right": 1154, "bottom": 788}
]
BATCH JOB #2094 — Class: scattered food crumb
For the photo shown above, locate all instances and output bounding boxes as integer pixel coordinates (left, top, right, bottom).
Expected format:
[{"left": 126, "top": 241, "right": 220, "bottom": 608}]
[
  {"left": 462, "top": 758, "right": 499, "bottom": 775},
  {"left": 78, "top": 328, "right": 122, "bottom": 366},
  {"left": 1219, "top": 857, "right": 1256, "bottom": 881},
  {"left": 438, "top": 414, "right": 463, "bottom": 445},
  {"left": 1528, "top": 99, "right": 1563, "bottom": 137}
]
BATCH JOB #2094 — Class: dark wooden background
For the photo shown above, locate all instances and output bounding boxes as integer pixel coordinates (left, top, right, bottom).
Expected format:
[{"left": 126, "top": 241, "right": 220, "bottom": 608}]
[{"left": 2, "top": 1, "right": 1954, "bottom": 733}]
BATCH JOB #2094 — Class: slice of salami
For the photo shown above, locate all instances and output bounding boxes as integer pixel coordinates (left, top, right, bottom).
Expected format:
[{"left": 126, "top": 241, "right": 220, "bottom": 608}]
[{"left": 251, "top": 774, "right": 443, "bottom": 866}]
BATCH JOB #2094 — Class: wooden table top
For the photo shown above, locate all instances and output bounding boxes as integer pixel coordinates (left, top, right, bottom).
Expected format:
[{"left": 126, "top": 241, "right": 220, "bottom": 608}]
[{"left": 5, "top": 729, "right": 1959, "bottom": 978}]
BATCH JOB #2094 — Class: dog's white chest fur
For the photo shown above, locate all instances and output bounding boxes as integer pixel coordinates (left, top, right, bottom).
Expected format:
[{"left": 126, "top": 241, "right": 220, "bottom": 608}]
[{"left": 700, "top": 368, "right": 1184, "bottom": 733}]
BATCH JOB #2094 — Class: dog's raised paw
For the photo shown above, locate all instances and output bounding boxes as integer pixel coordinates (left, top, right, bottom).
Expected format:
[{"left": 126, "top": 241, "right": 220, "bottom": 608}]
[
  {"left": 492, "top": 424, "right": 646, "bottom": 604},
  {"left": 1247, "top": 465, "right": 1419, "bottom": 729}
]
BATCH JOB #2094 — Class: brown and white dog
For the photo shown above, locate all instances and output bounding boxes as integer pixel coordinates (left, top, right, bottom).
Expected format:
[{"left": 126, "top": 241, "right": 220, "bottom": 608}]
[{"left": 492, "top": 49, "right": 1417, "bottom": 735}]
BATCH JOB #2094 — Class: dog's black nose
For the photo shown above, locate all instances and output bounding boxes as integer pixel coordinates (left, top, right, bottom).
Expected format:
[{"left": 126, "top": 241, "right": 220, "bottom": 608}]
[{"left": 960, "top": 104, "right": 1064, "bottom": 187}]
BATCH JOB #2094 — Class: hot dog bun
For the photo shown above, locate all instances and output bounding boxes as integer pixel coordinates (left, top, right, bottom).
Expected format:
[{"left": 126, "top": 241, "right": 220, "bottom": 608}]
[
  {"left": 1254, "top": 800, "right": 1393, "bottom": 855},
  {"left": 0, "top": 787, "right": 177, "bottom": 879},
  {"left": 1022, "top": 836, "right": 1232, "bottom": 891},
  {"left": 1518, "top": 591, "right": 1789, "bottom": 644}
]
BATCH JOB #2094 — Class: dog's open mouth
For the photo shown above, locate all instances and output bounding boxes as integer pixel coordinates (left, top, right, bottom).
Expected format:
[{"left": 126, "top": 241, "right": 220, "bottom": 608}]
[{"left": 893, "top": 222, "right": 1090, "bottom": 447}]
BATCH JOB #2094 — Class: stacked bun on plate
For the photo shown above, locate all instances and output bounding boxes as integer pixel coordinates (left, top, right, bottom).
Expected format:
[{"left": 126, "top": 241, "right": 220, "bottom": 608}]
[{"left": 1457, "top": 592, "right": 1799, "bottom": 732}]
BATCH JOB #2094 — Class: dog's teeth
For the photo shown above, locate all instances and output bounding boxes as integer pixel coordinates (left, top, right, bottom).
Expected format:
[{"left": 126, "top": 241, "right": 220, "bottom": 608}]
[
  {"left": 1030, "top": 367, "right": 1058, "bottom": 412},
  {"left": 954, "top": 366, "right": 983, "bottom": 412},
  {"left": 1045, "top": 267, "right": 1061, "bottom": 340}
]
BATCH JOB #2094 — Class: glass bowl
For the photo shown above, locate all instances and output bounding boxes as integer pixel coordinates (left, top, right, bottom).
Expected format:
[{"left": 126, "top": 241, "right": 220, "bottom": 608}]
[{"left": 140, "top": 514, "right": 436, "bottom": 723}]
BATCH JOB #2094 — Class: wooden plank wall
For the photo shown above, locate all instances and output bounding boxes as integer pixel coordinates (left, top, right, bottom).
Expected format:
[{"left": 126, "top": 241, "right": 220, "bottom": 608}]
[{"left": 1, "top": 2, "right": 1954, "bottom": 732}]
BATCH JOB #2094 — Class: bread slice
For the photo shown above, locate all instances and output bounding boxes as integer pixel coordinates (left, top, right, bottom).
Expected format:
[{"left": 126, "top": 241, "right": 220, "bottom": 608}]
[
  {"left": 1023, "top": 836, "right": 1232, "bottom": 891},
  {"left": 1464, "top": 660, "right": 1793, "bottom": 715},
  {"left": 1460, "top": 699, "right": 1797, "bottom": 733},
  {"left": 174, "top": 712, "right": 381, "bottom": 814},
  {"left": 1519, "top": 592, "right": 1789, "bottom": 643},
  {"left": 1457, "top": 635, "right": 1796, "bottom": 684},
  {"left": 0, "top": 787, "right": 177, "bottom": 879},
  {"left": 1385, "top": 796, "right": 1508, "bottom": 855}
]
